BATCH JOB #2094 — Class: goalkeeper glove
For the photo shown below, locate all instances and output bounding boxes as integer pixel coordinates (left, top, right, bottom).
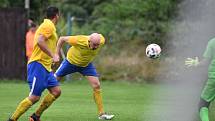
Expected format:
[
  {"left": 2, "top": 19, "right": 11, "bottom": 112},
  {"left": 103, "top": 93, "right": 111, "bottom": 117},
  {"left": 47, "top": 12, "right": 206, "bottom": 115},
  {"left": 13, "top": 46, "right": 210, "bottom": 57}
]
[{"left": 185, "top": 57, "right": 199, "bottom": 67}]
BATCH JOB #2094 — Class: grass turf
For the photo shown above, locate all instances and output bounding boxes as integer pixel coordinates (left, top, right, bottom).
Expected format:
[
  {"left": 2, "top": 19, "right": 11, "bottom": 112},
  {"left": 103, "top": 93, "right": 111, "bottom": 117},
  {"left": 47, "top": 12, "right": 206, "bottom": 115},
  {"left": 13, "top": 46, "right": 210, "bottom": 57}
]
[{"left": 0, "top": 80, "right": 155, "bottom": 121}]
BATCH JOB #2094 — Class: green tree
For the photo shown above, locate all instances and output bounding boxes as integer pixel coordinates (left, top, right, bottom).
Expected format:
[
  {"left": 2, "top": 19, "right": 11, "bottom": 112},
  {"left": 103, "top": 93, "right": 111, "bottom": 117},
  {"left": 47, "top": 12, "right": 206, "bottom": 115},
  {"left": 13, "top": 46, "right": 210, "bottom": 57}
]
[
  {"left": 0, "top": 0, "right": 51, "bottom": 21},
  {"left": 80, "top": 0, "right": 180, "bottom": 47}
]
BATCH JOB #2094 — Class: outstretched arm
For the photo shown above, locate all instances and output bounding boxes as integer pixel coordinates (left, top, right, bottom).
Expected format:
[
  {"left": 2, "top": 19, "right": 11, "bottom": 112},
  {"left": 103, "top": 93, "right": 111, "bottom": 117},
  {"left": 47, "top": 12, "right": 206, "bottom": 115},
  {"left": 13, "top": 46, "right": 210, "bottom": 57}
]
[
  {"left": 199, "top": 58, "right": 210, "bottom": 67},
  {"left": 185, "top": 57, "right": 210, "bottom": 67},
  {"left": 56, "top": 36, "right": 71, "bottom": 57}
]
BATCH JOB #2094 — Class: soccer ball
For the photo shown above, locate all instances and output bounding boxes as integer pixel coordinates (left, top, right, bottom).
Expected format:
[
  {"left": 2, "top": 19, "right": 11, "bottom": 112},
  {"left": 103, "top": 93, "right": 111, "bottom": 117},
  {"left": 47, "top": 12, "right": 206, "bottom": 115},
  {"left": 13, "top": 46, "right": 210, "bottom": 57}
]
[{"left": 145, "top": 44, "right": 161, "bottom": 59}]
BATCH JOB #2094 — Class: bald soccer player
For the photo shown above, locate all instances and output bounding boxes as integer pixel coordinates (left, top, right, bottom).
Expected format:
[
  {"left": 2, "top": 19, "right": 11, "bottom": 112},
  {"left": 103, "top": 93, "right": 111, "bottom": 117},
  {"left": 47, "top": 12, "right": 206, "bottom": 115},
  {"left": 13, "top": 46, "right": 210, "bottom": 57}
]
[{"left": 55, "top": 33, "right": 114, "bottom": 120}]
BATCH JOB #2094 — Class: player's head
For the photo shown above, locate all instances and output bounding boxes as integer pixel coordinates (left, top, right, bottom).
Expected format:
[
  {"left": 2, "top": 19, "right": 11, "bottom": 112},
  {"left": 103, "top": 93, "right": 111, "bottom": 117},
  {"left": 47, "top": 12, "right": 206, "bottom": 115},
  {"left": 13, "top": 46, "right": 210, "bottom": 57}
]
[
  {"left": 46, "top": 6, "right": 60, "bottom": 24},
  {"left": 29, "top": 22, "right": 37, "bottom": 32},
  {"left": 89, "top": 33, "right": 101, "bottom": 50},
  {"left": 28, "top": 19, "right": 36, "bottom": 32}
]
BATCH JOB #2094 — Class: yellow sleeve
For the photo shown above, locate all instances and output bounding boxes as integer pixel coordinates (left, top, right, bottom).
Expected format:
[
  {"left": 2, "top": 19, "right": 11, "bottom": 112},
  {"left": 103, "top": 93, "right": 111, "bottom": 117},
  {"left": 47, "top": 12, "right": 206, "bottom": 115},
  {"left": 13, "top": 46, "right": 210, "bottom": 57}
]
[
  {"left": 68, "top": 36, "right": 78, "bottom": 46},
  {"left": 39, "top": 24, "right": 54, "bottom": 39},
  {"left": 100, "top": 34, "right": 105, "bottom": 45}
]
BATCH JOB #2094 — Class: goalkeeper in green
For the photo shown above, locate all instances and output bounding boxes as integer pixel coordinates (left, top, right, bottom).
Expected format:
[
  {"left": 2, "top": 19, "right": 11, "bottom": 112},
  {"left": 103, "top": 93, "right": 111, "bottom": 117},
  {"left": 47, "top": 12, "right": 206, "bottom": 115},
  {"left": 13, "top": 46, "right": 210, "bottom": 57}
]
[{"left": 185, "top": 38, "right": 215, "bottom": 121}]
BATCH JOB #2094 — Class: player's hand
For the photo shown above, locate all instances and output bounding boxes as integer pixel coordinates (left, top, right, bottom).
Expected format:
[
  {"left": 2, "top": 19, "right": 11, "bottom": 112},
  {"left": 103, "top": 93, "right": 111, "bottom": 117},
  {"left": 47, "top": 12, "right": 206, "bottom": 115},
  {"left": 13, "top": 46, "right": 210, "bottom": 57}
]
[
  {"left": 185, "top": 57, "right": 199, "bottom": 67},
  {"left": 52, "top": 54, "right": 60, "bottom": 63}
]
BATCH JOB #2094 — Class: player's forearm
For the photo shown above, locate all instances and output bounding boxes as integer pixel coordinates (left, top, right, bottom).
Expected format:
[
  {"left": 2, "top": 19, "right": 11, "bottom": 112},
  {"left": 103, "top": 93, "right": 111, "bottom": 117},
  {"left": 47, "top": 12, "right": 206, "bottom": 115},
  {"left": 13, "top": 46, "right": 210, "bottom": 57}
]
[
  {"left": 60, "top": 48, "right": 66, "bottom": 59},
  {"left": 37, "top": 35, "right": 54, "bottom": 58},
  {"left": 199, "top": 58, "right": 210, "bottom": 67},
  {"left": 56, "top": 37, "right": 66, "bottom": 55}
]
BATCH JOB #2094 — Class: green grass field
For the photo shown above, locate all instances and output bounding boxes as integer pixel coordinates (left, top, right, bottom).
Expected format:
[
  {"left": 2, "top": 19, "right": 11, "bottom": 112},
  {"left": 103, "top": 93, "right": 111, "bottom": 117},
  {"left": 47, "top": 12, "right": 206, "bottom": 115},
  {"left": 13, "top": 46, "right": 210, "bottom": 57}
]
[{"left": 0, "top": 80, "right": 156, "bottom": 121}]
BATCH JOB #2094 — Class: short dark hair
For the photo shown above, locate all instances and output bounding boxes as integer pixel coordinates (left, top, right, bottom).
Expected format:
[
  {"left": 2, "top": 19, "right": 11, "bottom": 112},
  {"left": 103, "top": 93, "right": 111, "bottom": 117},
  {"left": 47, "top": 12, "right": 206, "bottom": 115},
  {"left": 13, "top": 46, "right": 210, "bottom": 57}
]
[
  {"left": 46, "top": 6, "right": 59, "bottom": 19},
  {"left": 29, "top": 23, "right": 36, "bottom": 28}
]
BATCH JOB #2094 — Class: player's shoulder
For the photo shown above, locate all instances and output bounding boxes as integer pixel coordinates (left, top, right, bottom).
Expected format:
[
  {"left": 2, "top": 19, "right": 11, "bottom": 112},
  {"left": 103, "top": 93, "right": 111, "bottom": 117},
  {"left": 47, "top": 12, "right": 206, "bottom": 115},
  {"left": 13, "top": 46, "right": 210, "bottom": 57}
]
[
  {"left": 76, "top": 35, "right": 88, "bottom": 39},
  {"left": 75, "top": 35, "right": 89, "bottom": 42},
  {"left": 207, "top": 37, "right": 215, "bottom": 46},
  {"left": 39, "top": 19, "right": 55, "bottom": 31},
  {"left": 209, "top": 37, "right": 215, "bottom": 42},
  {"left": 75, "top": 34, "right": 105, "bottom": 44},
  {"left": 72, "top": 35, "right": 88, "bottom": 46},
  {"left": 99, "top": 34, "right": 105, "bottom": 44}
]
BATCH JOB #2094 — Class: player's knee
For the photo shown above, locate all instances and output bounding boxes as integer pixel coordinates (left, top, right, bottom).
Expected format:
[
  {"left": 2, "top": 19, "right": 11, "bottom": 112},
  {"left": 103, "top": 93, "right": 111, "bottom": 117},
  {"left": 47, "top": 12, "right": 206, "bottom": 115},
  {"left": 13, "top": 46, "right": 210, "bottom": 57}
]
[
  {"left": 92, "top": 81, "right": 101, "bottom": 89},
  {"left": 57, "top": 76, "right": 62, "bottom": 81},
  {"left": 51, "top": 88, "right": 61, "bottom": 98},
  {"left": 28, "top": 95, "right": 40, "bottom": 104},
  {"left": 198, "top": 98, "right": 210, "bottom": 111},
  {"left": 54, "top": 74, "right": 62, "bottom": 81}
]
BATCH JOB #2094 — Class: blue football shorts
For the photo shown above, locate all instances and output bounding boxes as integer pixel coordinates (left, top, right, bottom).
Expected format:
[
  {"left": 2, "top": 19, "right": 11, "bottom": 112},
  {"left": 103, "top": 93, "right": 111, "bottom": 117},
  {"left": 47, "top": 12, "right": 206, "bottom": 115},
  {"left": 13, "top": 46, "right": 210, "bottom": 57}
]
[
  {"left": 55, "top": 59, "right": 98, "bottom": 77},
  {"left": 27, "top": 61, "right": 59, "bottom": 96}
]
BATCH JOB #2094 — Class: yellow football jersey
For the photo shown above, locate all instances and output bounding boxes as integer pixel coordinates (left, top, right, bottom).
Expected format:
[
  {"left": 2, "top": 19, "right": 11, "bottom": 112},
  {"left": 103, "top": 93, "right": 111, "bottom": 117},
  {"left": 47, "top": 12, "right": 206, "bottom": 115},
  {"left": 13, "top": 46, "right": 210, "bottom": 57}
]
[
  {"left": 28, "top": 19, "right": 58, "bottom": 72},
  {"left": 66, "top": 35, "right": 105, "bottom": 67}
]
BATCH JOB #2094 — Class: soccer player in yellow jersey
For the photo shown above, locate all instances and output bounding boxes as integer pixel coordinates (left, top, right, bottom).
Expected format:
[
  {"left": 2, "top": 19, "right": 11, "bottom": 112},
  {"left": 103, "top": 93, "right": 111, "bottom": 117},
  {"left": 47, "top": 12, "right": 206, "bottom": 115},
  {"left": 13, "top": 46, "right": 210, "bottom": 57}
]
[
  {"left": 8, "top": 6, "right": 61, "bottom": 121},
  {"left": 55, "top": 33, "right": 114, "bottom": 120}
]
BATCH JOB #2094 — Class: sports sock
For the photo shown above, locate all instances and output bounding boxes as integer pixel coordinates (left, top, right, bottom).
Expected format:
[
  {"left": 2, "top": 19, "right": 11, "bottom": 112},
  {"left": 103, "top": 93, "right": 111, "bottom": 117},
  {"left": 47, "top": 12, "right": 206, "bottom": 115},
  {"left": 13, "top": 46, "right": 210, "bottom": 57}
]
[
  {"left": 200, "top": 107, "right": 209, "bottom": 121},
  {"left": 93, "top": 89, "right": 104, "bottom": 115},
  {"left": 35, "top": 93, "right": 56, "bottom": 116},
  {"left": 11, "top": 97, "right": 33, "bottom": 120}
]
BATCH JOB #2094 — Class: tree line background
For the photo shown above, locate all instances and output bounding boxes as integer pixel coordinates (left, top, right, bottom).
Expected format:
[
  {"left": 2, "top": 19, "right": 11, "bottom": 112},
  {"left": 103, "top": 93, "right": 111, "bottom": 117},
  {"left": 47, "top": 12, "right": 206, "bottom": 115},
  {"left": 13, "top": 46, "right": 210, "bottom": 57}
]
[{"left": 0, "top": 0, "right": 182, "bottom": 82}]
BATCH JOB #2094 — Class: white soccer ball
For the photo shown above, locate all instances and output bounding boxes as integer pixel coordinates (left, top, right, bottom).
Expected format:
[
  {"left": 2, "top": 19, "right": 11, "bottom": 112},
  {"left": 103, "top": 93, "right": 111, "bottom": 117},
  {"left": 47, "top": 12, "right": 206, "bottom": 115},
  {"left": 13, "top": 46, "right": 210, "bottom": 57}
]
[{"left": 146, "top": 43, "right": 161, "bottom": 59}]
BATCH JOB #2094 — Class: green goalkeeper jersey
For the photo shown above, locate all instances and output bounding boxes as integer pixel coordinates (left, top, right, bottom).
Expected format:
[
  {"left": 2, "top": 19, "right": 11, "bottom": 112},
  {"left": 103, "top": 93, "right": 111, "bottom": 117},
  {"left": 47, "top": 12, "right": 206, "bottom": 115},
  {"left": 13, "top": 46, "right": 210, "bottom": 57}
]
[{"left": 203, "top": 38, "right": 215, "bottom": 78}]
